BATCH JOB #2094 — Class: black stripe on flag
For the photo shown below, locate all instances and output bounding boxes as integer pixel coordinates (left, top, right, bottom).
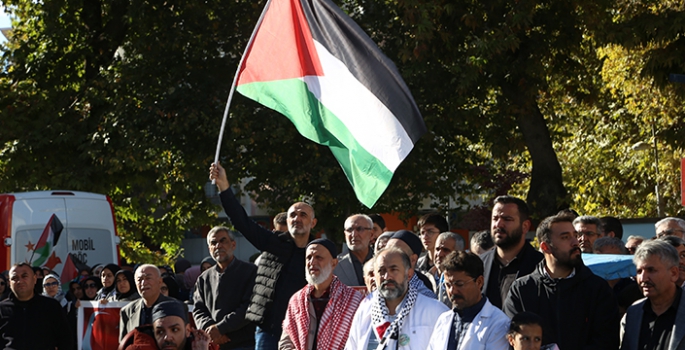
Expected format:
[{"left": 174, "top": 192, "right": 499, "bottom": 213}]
[{"left": 300, "top": 0, "right": 426, "bottom": 143}]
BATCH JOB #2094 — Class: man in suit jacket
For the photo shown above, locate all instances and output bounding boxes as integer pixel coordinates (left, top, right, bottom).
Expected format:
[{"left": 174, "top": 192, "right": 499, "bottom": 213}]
[
  {"left": 334, "top": 214, "right": 374, "bottom": 286},
  {"left": 481, "top": 195, "right": 542, "bottom": 309},
  {"left": 119, "top": 264, "right": 172, "bottom": 341},
  {"left": 621, "top": 240, "right": 685, "bottom": 350}
]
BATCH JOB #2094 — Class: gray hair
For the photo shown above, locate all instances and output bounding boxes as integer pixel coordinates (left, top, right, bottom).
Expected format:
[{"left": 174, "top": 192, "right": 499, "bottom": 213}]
[
  {"left": 573, "top": 215, "right": 604, "bottom": 236},
  {"left": 437, "top": 231, "right": 465, "bottom": 251},
  {"left": 655, "top": 217, "right": 685, "bottom": 232},
  {"left": 135, "top": 264, "right": 161, "bottom": 277},
  {"left": 593, "top": 237, "right": 627, "bottom": 254},
  {"left": 627, "top": 235, "right": 645, "bottom": 243},
  {"left": 346, "top": 214, "right": 373, "bottom": 228},
  {"left": 207, "top": 226, "right": 236, "bottom": 243},
  {"left": 634, "top": 240, "right": 679, "bottom": 269},
  {"left": 470, "top": 230, "right": 494, "bottom": 251}
]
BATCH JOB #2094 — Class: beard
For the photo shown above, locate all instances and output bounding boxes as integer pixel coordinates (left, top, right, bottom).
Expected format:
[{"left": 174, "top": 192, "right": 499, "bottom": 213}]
[
  {"left": 305, "top": 263, "right": 333, "bottom": 285},
  {"left": 552, "top": 245, "right": 583, "bottom": 269},
  {"left": 212, "top": 250, "right": 230, "bottom": 263},
  {"left": 492, "top": 226, "right": 524, "bottom": 250},
  {"left": 379, "top": 280, "right": 406, "bottom": 300}
]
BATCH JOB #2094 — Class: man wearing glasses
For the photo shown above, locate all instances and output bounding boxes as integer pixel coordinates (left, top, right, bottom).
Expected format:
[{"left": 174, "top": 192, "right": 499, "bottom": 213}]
[
  {"left": 427, "top": 251, "right": 510, "bottom": 350},
  {"left": 416, "top": 212, "right": 450, "bottom": 277},
  {"left": 655, "top": 217, "right": 685, "bottom": 239},
  {"left": 573, "top": 215, "right": 604, "bottom": 253},
  {"left": 334, "top": 214, "right": 374, "bottom": 286}
]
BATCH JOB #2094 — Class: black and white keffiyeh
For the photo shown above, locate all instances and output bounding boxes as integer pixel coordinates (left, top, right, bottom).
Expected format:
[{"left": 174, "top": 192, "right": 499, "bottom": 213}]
[{"left": 371, "top": 274, "right": 422, "bottom": 349}]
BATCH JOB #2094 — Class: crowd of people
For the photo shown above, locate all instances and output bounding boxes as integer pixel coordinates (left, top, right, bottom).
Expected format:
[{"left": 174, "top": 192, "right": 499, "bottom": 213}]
[{"left": 1, "top": 162, "right": 684, "bottom": 350}]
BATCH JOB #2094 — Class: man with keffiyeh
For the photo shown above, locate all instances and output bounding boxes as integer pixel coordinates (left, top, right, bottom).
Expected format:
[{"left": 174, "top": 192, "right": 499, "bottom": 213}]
[
  {"left": 280, "top": 238, "right": 363, "bottom": 350},
  {"left": 345, "top": 248, "right": 448, "bottom": 350}
]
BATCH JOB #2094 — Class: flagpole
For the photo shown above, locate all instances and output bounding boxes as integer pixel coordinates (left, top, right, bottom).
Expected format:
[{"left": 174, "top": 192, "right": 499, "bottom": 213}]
[{"left": 212, "top": 0, "right": 275, "bottom": 183}]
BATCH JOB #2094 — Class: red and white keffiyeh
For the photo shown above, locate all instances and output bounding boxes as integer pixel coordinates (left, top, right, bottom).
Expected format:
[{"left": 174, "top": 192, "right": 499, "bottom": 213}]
[{"left": 283, "top": 276, "right": 363, "bottom": 350}]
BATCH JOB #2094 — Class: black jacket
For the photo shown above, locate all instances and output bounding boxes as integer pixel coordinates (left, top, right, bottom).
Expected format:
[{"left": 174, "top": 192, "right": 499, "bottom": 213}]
[
  {"left": 503, "top": 260, "right": 620, "bottom": 350},
  {"left": 219, "top": 190, "right": 311, "bottom": 332},
  {"left": 193, "top": 258, "right": 257, "bottom": 349},
  {"left": 481, "top": 241, "right": 543, "bottom": 308},
  {"left": 0, "top": 293, "right": 73, "bottom": 349}
]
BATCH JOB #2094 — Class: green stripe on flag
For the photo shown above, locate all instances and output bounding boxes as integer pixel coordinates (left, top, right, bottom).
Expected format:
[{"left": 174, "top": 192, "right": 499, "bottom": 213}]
[
  {"left": 32, "top": 244, "right": 52, "bottom": 267},
  {"left": 238, "top": 78, "right": 394, "bottom": 207}
]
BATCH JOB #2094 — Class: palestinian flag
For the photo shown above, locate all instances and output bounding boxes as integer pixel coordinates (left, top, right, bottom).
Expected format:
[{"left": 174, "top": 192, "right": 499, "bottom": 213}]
[
  {"left": 31, "top": 214, "right": 63, "bottom": 267},
  {"left": 236, "top": 0, "right": 426, "bottom": 208},
  {"left": 60, "top": 254, "right": 79, "bottom": 289}
]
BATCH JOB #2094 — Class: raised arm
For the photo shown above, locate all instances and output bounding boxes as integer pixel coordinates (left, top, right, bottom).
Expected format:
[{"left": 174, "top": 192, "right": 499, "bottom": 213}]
[{"left": 209, "top": 162, "right": 281, "bottom": 252}]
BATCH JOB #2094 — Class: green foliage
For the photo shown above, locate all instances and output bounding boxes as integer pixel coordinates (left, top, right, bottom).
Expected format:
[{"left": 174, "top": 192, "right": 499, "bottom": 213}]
[{"left": 2, "top": 0, "right": 685, "bottom": 263}]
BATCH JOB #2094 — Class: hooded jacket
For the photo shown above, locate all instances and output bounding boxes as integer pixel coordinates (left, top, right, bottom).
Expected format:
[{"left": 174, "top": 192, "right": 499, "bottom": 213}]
[{"left": 503, "top": 260, "right": 620, "bottom": 350}]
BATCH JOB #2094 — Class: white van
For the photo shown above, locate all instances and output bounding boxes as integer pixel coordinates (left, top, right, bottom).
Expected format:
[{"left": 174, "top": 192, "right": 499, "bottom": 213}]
[{"left": 0, "top": 191, "right": 120, "bottom": 279}]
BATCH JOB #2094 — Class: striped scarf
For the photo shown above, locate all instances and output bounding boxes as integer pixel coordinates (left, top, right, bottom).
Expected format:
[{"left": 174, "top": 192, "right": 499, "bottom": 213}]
[
  {"left": 370, "top": 274, "right": 421, "bottom": 349},
  {"left": 283, "top": 276, "right": 363, "bottom": 350}
]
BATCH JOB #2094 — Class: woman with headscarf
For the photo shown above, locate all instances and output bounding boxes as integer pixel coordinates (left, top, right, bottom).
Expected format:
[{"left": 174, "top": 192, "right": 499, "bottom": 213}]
[
  {"left": 43, "top": 274, "right": 68, "bottom": 307},
  {"left": 0, "top": 274, "right": 9, "bottom": 300},
  {"left": 42, "top": 274, "right": 79, "bottom": 350},
  {"left": 161, "top": 274, "right": 180, "bottom": 300},
  {"left": 80, "top": 276, "right": 102, "bottom": 301},
  {"left": 95, "top": 263, "right": 121, "bottom": 301},
  {"left": 113, "top": 270, "right": 140, "bottom": 301}
]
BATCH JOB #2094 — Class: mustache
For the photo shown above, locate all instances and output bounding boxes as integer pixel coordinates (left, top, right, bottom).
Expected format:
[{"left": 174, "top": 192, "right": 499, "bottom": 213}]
[
  {"left": 449, "top": 294, "right": 463, "bottom": 303},
  {"left": 640, "top": 281, "right": 655, "bottom": 288},
  {"left": 381, "top": 280, "right": 399, "bottom": 289}
]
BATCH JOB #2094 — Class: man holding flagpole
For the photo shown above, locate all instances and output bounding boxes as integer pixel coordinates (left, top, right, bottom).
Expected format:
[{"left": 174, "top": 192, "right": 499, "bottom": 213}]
[
  {"left": 210, "top": 163, "right": 317, "bottom": 349},
  {"left": 212, "top": 0, "right": 426, "bottom": 209}
]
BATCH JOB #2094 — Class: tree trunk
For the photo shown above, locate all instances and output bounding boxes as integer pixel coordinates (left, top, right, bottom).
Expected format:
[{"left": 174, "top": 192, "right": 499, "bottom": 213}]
[{"left": 506, "top": 86, "right": 568, "bottom": 220}]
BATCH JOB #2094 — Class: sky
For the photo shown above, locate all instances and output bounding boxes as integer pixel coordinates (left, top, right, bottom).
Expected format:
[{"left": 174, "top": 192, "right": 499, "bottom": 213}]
[{"left": 0, "top": 5, "right": 10, "bottom": 44}]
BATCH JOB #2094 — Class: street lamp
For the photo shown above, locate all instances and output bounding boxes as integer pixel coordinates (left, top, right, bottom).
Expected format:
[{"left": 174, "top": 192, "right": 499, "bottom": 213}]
[{"left": 630, "top": 124, "right": 663, "bottom": 217}]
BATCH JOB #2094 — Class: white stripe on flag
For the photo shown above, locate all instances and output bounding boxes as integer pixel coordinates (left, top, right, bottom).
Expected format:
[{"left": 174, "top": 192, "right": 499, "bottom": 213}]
[{"left": 302, "top": 40, "right": 415, "bottom": 172}]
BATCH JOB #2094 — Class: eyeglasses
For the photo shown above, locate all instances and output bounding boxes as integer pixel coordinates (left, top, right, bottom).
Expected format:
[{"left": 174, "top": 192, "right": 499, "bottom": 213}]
[
  {"left": 444, "top": 278, "right": 476, "bottom": 289},
  {"left": 345, "top": 227, "right": 371, "bottom": 233},
  {"left": 657, "top": 229, "right": 685, "bottom": 238},
  {"left": 84, "top": 283, "right": 98, "bottom": 289},
  {"left": 626, "top": 246, "right": 637, "bottom": 254},
  {"left": 44, "top": 282, "right": 60, "bottom": 287}
]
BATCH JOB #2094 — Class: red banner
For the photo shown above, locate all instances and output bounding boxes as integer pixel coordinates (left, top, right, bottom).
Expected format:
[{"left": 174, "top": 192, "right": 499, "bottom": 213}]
[{"left": 77, "top": 301, "right": 196, "bottom": 349}]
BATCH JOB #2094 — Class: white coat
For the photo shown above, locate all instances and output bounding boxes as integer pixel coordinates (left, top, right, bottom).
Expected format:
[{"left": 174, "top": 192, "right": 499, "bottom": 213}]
[
  {"left": 427, "top": 298, "right": 510, "bottom": 350},
  {"left": 345, "top": 292, "right": 449, "bottom": 350}
]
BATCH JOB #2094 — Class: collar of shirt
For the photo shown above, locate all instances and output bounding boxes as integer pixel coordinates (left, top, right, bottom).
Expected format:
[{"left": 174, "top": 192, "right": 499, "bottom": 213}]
[
  {"left": 542, "top": 266, "right": 576, "bottom": 280},
  {"left": 644, "top": 286, "right": 682, "bottom": 315},
  {"left": 454, "top": 294, "right": 487, "bottom": 323}
]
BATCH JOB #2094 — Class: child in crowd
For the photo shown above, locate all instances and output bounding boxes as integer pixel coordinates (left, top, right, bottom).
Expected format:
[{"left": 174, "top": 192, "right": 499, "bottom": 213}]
[{"left": 507, "top": 312, "right": 558, "bottom": 350}]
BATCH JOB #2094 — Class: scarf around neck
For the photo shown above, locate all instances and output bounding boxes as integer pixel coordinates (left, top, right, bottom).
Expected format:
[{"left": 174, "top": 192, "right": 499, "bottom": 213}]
[
  {"left": 283, "top": 276, "right": 362, "bottom": 350},
  {"left": 370, "top": 274, "right": 421, "bottom": 349}
]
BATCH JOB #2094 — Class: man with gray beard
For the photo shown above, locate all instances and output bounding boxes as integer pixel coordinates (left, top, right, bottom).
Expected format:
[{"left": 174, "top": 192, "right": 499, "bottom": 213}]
[
  {"left": 280, "top": 239, "right": 363, "bottom": 350},
  {"left": 193, "top": 226, "right": 257, "bottom": 349},
  {"left": 480, "top": 195, "right": 543, "bottom": 309},
  {"left": 345, "top": 248, "right": 448, "bottom": 350}
]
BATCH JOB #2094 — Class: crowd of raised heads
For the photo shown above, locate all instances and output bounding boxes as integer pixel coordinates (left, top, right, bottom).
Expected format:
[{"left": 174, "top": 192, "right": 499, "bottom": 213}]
[{"left": 3, "top": 179, "right": 685, "bottom": 350}]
